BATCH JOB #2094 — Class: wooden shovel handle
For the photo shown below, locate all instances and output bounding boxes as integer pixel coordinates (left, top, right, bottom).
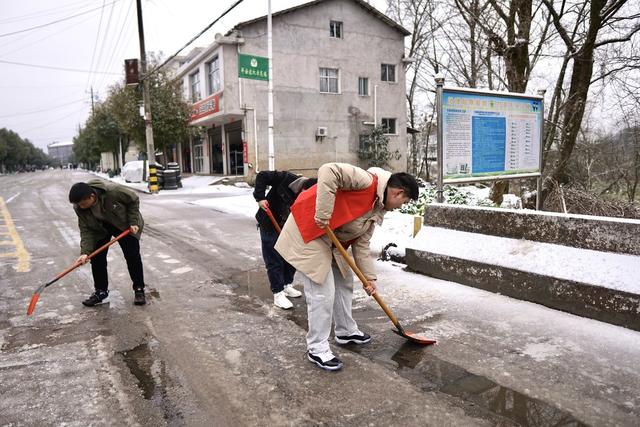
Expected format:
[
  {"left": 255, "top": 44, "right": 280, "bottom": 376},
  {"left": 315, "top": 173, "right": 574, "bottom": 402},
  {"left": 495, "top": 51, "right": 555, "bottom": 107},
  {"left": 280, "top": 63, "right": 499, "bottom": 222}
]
[
  {"left": 264, "top": 207, "right": 282, "bottom": 234},
  {"left": 324, "top": 227, "right": 400, "bottom": 327}
]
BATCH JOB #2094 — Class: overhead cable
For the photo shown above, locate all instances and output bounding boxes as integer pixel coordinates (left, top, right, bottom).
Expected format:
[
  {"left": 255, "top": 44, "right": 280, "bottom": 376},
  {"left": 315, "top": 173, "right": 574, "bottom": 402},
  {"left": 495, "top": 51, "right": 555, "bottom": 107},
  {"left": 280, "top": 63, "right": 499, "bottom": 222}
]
[{"left": 0, "top": 0, "right": 119, "bottom": 38}]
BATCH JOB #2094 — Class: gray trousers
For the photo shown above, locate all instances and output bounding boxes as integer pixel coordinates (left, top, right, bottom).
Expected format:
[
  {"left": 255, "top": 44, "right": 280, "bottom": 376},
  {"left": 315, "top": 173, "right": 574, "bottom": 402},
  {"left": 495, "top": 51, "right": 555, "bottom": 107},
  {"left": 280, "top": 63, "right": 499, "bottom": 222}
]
[{"left": 302, "top": 262, "right": 361, "bottom": 355}]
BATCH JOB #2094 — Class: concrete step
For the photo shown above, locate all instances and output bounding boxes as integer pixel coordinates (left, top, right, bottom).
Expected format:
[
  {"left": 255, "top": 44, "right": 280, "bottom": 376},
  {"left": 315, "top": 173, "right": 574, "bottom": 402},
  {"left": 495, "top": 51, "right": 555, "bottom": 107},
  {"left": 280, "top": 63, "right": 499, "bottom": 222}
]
[
  {"left": 406, "top": 203, "right": 640, "bottom": 332},
  {"left": 406, "top": 248, "right": 640, "bottom": 332}
]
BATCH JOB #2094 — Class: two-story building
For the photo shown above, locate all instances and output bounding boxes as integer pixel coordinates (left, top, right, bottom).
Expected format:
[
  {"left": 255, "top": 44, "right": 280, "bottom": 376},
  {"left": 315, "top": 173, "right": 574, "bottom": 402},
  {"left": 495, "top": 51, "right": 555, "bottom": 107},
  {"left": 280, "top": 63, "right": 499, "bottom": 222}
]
[{"left": 174, "top": 0, "right": 410, "bottom": 177}]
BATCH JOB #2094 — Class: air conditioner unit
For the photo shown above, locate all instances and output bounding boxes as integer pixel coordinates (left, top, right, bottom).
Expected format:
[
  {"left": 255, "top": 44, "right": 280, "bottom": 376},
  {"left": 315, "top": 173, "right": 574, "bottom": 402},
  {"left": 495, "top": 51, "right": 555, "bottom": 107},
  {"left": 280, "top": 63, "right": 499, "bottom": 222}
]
[{"left": 316, "top": 127, "right": 328, "bottom": 137}]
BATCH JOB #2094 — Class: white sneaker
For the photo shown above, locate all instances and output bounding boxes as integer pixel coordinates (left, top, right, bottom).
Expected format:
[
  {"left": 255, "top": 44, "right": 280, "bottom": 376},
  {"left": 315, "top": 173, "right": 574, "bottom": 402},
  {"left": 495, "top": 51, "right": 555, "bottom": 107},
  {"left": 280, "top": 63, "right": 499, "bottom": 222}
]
[
  {"left": 273, "top": 291, "right": 293, "bottom": 309},
  {"left": 283, "top": 284, "right": 302, "bottom": 298}
]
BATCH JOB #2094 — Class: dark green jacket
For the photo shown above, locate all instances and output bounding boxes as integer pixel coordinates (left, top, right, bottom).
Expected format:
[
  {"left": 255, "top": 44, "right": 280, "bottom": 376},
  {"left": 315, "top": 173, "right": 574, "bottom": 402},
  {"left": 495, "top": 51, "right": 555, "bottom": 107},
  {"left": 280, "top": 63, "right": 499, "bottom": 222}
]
[{"left": 73, "top": 179, "right": 144, "bottom": 255}]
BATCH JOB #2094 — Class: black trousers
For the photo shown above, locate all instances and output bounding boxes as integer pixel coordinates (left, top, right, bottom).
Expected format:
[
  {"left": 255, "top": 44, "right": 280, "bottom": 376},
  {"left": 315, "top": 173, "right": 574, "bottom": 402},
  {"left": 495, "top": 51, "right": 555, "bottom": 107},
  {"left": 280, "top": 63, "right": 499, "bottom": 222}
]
[
  {"left": 259, "top": 226, "right": 295, "bottom": 294},
  {"left": 90, "top": 223, "right": 144, "bottom": 292}
]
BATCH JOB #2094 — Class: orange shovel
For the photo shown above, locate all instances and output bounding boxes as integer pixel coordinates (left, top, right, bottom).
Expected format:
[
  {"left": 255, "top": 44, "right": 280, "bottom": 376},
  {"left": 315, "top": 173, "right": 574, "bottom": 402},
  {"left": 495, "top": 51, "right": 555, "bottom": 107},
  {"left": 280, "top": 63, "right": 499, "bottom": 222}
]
[
  {"left": 325, "top": 227, "right": 436, "bottom": 346},
  {"left": 27, "top": 229, "right": 131, "bottom": 316}
]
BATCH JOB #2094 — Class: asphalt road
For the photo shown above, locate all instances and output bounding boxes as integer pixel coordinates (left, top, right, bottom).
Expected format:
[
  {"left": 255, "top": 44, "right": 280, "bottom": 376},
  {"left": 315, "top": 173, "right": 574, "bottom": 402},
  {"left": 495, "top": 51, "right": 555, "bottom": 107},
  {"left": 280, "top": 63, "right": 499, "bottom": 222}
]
[{"left": 1, "top": 169, "right": 638, "bottom": 426}]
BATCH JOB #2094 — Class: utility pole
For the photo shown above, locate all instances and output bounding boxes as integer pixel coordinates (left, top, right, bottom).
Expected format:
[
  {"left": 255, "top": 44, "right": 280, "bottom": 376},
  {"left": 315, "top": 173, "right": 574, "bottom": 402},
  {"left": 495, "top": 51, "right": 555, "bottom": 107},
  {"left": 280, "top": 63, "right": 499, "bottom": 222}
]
[
  {"left": 90, "top": 86, "right": 95, "bottom": 116},
  {"left": 136, "top": 0, "right": 158, "bottom": 193}
]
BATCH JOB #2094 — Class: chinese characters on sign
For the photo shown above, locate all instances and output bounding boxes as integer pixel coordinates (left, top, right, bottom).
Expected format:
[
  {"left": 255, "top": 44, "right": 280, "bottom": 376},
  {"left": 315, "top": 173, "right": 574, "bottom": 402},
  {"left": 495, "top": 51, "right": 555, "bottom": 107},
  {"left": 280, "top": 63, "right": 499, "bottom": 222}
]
[
  {"left": 238, "top": 53, "right": 269, "bottom": 81},
  {"left": 190, "top": 93, "right": 220, "bottom": 122},
  {"left": 442, "top": 89, "right": 542, "bottom": 180}
]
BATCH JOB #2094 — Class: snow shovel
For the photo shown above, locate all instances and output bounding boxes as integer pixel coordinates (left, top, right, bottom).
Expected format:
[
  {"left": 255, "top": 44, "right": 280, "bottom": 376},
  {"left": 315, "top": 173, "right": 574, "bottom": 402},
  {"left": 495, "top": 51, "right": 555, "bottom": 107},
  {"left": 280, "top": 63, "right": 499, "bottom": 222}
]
[
  {"left": 325, "top": 227, "right": 436, "bottom": 346},
  {"left": 27, "top": 229, "right": 131, "bottom": 316},
  {"left": 264, "top": 206, "right": 282, "bottom": 234}
]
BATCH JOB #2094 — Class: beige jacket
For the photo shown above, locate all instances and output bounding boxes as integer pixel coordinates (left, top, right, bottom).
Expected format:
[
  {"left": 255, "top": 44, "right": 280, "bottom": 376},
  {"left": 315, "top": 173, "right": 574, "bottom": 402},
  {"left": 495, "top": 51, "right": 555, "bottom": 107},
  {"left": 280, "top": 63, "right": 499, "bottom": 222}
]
[{"left": 274, "top": 163, "right": 391, "bottom": 284}]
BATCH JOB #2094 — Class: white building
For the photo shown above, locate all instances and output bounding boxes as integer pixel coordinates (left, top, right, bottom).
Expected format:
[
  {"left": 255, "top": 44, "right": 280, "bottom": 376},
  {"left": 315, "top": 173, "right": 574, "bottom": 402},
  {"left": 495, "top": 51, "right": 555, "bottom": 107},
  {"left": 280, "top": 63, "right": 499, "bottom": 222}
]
[
  {"left": 174, "top": 0, "right": 410, "bottom": 177},
  {"left": 47, "top": 141, "right": 74, "bottom": 166}
]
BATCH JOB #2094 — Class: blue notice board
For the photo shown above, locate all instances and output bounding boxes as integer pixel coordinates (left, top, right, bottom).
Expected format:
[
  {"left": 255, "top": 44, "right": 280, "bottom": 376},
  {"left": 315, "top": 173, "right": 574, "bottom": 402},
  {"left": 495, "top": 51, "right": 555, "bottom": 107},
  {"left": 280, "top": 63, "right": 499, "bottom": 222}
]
[
  {"left": 472, "top": 116, "right": 506, "bottom": 173},
  {"left": 441, "top": 89, "right": 542, "bottom": 180}
]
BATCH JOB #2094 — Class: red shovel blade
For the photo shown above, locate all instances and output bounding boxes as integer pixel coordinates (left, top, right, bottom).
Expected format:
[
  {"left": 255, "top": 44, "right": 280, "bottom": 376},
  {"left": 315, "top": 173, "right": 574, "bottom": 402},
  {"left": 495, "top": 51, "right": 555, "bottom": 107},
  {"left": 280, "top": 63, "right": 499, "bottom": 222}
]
[
  {"left": 392, "top": 328, "right": 437, "bottom": 346},
  {"left": 27, "top": 293, "right": 40, "bottom": 316}
]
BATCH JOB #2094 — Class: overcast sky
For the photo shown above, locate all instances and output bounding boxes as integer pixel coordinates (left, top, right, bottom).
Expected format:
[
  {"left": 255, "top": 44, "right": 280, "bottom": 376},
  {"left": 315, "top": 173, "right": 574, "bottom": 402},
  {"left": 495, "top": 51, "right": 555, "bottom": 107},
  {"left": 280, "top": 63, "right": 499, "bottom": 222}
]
[{"left": 0, "top": 0, "right": 387, "bottom": 151}]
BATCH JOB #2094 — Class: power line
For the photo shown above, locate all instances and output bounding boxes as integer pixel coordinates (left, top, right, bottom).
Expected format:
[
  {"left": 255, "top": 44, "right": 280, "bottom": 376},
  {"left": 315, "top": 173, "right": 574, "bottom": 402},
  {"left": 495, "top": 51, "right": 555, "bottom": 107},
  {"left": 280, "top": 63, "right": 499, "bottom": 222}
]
[
  {"left": 0, "top": 98, "right": 87, "bottom": 118},
  {"left": 147, "top": 0, "right": 246, "bottom": 78},
  {"left": 84, "top": 0, "right": 108, "bottom": 94},
  {"left": 0, "top": 0, "right": 94, "bottom": 24},
  {"left": 0, "top": 59, "right": 120, "bottom": 75},
  {"left": 0, "top": 0, "right": 119, "bottom": 38}
]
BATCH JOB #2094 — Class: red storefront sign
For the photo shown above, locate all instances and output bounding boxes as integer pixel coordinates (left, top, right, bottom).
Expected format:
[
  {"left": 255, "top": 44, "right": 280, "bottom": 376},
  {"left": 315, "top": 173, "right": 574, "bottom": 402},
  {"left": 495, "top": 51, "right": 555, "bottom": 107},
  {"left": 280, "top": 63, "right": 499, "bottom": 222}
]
[
  {"left": 243, "top": 142, "right": 248, "bottom": 163},
  {"left": 190, "top": 93, "right": 220, "bottom": 122}
]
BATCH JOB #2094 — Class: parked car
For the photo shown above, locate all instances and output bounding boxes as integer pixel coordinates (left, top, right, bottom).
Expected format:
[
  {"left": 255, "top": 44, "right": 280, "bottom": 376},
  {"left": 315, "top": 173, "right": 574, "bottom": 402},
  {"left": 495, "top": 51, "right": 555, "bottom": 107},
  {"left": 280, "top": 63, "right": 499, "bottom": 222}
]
[{"left": 121, "top": 161, "right": 164, "bottom": 183}]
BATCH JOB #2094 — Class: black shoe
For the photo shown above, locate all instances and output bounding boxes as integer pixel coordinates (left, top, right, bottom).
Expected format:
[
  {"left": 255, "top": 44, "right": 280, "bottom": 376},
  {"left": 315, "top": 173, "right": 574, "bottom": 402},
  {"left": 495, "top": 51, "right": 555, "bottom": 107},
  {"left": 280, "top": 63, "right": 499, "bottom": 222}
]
[
  {"left": 134, "top": 289, "right": 146, "bottom": 305},
  {"left": 335, "top": 332, "right": 371, "bottom": 345},
  {"left": 82, "top": 291, "right": 109, "bottom": 307},
  {"left": 307, "top": 352, "right": 343, "bottom": 371}
]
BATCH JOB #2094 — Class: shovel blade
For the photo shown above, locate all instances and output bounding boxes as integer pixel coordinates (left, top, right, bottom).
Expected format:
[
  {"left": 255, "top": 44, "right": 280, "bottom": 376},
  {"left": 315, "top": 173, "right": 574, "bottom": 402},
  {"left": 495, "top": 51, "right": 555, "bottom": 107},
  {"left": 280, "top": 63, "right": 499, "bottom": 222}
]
[
  {"left": 27, "top": 293, "right": 40, "bottom": 316},
  {"left": 392, "top": 328, "right": 436, "bottom": 346}
]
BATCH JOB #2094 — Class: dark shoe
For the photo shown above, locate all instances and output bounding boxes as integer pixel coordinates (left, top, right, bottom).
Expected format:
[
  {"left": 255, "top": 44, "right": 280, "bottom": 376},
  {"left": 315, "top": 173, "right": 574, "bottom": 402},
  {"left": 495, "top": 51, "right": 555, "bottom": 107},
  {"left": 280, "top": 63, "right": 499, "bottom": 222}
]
[
  {"left": 307, "top": 352, "right": 343, "bottom": 371},
  {"left": 82, "top": 291, "right": 109, "bottom": 307},
  {"left": 134, "top": 289, "right": 146, "bottom": 306},
  {"left": 335, "top": 332, "right": 371, "bottom": 345}
]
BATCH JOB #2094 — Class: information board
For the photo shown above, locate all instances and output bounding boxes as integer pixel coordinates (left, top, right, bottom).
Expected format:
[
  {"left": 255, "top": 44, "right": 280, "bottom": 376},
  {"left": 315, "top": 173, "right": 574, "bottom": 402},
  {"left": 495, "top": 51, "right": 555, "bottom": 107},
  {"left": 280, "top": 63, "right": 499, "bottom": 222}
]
[{"left": 442, "top": 89, "right": 542, "bottom": 181}]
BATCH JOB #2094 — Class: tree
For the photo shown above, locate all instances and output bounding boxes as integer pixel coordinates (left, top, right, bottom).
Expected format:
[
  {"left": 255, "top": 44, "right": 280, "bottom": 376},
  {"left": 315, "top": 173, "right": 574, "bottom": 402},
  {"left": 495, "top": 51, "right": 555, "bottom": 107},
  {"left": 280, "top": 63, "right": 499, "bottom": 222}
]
[
  {"left": 539, "top": 0, "right": 640, "bottom": 207},
  {"left": 106, "top": 57, "right": 190, "bottom": 166},
  {"left": 0, "top": 128, "right": 52, "bottom": 172},
  {"left": 358, "top": 125, "right": 401, "bottom": 168}
]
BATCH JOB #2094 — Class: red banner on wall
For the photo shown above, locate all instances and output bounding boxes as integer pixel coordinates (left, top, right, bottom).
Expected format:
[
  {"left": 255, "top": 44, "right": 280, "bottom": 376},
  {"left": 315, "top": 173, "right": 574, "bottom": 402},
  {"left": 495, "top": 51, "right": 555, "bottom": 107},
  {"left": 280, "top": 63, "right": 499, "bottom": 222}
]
[
  {"left": 243, "top": 142, "right": 248, "bottom": 163},
  {"left": 190, "top": 93, "right": 220, "bottom": 122}
]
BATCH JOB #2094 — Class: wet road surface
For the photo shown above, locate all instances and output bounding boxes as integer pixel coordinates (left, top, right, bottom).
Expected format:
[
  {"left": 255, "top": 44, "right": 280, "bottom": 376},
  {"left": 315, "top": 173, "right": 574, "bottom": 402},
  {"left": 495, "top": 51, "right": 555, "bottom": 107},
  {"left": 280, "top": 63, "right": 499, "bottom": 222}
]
[{"left": 1, "top": 170, "right": 638, "bottom": 426}]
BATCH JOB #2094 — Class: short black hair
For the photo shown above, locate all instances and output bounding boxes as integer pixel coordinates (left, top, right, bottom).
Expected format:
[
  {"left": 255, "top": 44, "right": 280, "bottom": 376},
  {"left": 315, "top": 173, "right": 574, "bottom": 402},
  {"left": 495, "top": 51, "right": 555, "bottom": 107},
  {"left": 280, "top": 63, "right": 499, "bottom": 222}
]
[
  {"left": 387, "top": 172, "right": 419, "bottom": 200},
  {"left": 68, "top": 182, "right": 95, "bottom": 204}
]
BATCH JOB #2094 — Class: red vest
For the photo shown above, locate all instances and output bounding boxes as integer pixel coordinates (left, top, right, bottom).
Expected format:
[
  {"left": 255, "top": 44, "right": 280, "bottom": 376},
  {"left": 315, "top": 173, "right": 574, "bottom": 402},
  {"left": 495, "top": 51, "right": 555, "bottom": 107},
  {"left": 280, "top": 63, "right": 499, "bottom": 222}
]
[{"left": 290, "top": 175, "right": 378, "bottom": 243}]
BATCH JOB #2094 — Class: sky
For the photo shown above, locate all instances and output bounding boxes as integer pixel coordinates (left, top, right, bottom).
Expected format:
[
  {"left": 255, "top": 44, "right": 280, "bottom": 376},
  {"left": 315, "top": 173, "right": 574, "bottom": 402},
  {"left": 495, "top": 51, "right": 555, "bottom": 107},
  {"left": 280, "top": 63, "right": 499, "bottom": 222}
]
[{"left": 0, "top": 0, "right": 387, "bottom": 152}]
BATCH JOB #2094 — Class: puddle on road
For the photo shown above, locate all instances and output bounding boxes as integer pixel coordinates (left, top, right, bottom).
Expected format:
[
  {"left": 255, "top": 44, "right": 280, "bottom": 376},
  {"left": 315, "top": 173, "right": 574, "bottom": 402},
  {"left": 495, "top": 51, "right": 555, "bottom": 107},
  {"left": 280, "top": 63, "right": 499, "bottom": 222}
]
[
  {"left": 119, "top": 338, "right": 184, "bottom": 424},
  {"left": 228, "top": 268, "right": 587, "bottom": 426}
]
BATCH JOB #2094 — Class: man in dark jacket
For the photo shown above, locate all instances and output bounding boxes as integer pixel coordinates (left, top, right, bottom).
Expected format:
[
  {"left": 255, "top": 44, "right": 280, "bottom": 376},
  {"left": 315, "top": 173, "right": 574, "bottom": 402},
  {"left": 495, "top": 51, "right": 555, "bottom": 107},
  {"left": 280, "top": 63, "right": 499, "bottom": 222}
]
[
  {"left": 68, "top": 179, "right": 146, "bottom": 307},
  {"left": 253, "top": 170, "right": 316, "bottom": 309}
]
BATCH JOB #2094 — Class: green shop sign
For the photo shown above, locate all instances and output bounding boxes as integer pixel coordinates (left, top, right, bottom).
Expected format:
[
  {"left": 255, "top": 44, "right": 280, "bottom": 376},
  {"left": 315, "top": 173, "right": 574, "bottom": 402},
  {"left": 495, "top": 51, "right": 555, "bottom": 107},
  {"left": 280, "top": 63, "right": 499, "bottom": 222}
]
[{"left": 238, "top": 53, "right": 269, "bottom": 81}]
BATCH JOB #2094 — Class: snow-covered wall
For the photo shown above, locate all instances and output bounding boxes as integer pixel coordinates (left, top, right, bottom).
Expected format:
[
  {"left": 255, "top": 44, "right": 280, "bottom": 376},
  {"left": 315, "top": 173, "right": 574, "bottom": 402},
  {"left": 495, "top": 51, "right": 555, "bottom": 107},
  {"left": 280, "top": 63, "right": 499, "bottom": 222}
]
[{"left": 424, "top": 203, "right": 640, "bottom": 255}]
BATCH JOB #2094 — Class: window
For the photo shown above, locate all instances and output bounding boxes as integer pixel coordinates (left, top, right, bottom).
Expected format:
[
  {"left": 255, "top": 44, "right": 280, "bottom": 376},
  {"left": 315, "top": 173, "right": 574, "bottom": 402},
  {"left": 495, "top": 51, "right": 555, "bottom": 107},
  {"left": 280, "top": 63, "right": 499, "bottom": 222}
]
[
  {"left": 381, "top": 118, "right": 397, "bottom": 134},
  {"left": 330, "top": 20, "right": 342, "bottom": 38},
  {"left": 206, "top": 56, "right": 220, "bottom": 95},
  {"left": 319, "top": 68, "right": 339, "bottom": 93},
  {"left": 190, "top": 71, "right": 201, "bottom": 103},
  {"left": 358, "top": 77, "right": 369, "bottom": 96},
  {"left": 381, "top": 64, "right": 396, "bottom": 82},
  {"left": 359, "top": 134, "right": 371, "bottom": 152}
]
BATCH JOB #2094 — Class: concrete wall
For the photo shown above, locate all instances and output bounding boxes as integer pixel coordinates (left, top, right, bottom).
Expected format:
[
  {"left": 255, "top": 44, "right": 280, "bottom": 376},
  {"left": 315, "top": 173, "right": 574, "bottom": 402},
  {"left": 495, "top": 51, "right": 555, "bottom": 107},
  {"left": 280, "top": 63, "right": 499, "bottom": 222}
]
[
  {"left": 406, "top": 204, "right": 640, "bottom": 331},
  {"left": 238, "top": 0, "right": 408, "bottom": 174},
  {"left": 424, "top": 203, "right": 640, "bottom": 255}
]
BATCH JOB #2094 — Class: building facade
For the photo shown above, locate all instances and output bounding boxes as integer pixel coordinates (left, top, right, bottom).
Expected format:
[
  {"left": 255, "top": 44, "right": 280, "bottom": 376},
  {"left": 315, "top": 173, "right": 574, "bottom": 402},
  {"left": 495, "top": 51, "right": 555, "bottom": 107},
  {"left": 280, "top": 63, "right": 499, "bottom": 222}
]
[
  {"left": 47, "top": 141, "right": 74, "bottom": 166},
  {"left": 174, "top": 0, "right": 410, "bottom": 177}
]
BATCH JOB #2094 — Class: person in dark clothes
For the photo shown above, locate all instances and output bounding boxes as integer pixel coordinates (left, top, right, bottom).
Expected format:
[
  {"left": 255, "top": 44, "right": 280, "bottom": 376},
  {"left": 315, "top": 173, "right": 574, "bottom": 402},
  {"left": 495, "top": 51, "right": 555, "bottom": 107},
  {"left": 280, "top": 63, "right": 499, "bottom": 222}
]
[
  {"left": 253, "top": 170, "right": 317, "bottom": 309},
  {"left": 68, "top": 179, "right": 146, "bottom": 306}
]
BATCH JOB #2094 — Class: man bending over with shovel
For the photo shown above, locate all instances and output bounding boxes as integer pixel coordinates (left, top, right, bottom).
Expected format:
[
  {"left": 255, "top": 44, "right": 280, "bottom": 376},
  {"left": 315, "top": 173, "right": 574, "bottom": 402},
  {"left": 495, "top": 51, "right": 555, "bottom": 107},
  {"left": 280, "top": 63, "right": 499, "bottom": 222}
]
[
  {"left": 275, "top": 163, "right": 418, "bottom": 371},
  {"left": 68, "top": 179, "right": 146, "bottom": 307},
  {"left": 253, "top": 170, "right": 317, "bottom": 309}
]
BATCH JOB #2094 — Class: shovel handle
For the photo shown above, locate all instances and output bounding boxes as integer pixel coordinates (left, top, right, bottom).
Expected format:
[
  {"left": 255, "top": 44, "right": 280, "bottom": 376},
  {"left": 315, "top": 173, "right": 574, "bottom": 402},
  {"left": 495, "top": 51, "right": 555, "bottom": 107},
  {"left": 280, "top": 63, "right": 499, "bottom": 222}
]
[
  {"left": 27, "top": 229, "right": 132, "bottom": 316},
  {"left": 324, "top": 227, "right": 401, "bottom": 328},
  {"left": 264, "top": 207, "right": 282, "bottom": 234}
]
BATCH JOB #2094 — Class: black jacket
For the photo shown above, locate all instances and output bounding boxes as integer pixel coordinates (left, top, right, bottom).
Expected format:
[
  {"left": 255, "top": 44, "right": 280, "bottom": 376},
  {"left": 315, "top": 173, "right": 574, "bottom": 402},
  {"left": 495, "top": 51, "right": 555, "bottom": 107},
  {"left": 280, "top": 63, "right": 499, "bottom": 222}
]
[{"left": 253, "top": 170, "right": 302, "bottom": 233}]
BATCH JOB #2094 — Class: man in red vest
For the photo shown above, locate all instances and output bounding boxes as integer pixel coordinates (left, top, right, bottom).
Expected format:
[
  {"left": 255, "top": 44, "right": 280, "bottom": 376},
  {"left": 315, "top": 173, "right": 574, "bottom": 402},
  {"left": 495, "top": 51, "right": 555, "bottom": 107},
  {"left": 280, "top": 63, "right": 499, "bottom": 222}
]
[{"left": 275, "top": 163, "right": 419, "bottom": 371}]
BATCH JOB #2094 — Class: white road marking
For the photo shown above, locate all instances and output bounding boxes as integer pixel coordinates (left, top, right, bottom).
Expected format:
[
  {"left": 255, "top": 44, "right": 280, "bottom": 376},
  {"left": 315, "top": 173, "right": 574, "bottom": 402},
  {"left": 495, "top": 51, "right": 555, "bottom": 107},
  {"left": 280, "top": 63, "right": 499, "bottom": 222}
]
[
  {"left": 170, "top": 266, "right": 193, "bottom": 274},
  {"left": 163, "top": 259, "right": 180, "bottom": 264},
  {"left": 6, "top": 193, "right": 20, "bottom": 204}
]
